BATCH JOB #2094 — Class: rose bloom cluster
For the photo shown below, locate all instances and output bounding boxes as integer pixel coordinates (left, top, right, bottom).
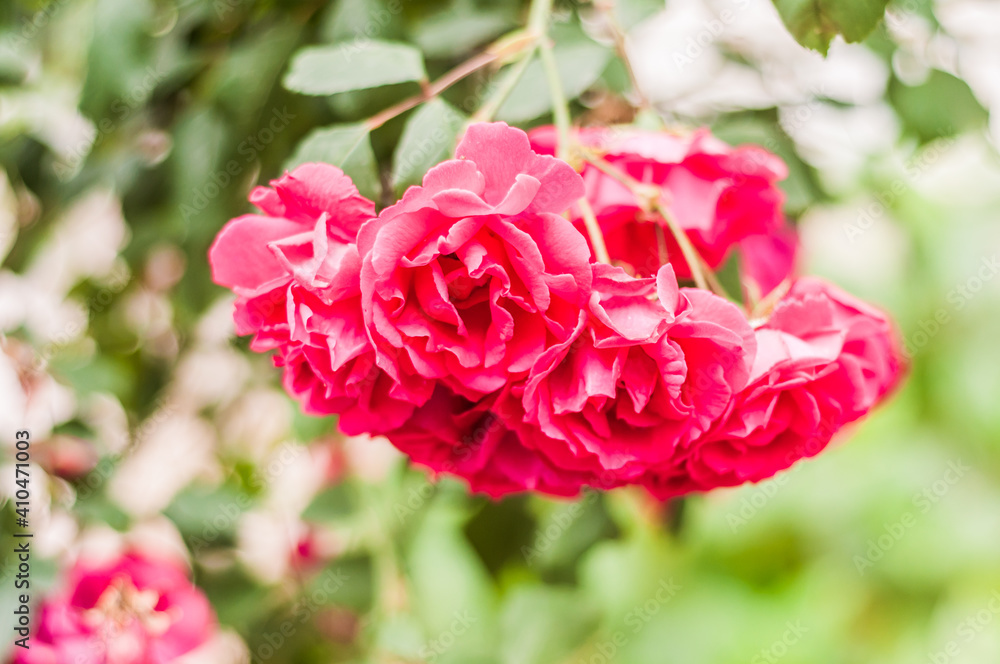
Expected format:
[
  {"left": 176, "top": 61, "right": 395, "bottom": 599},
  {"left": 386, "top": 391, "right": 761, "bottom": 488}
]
[{"left": 210, "top": 122, "right": 904, "bottom": 499}]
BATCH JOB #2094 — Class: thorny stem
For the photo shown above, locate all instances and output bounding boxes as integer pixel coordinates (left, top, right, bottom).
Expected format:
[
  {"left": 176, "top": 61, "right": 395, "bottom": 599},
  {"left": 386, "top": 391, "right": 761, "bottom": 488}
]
[{"left": 367, "top": 33, "right": 536, "bottom": 130}]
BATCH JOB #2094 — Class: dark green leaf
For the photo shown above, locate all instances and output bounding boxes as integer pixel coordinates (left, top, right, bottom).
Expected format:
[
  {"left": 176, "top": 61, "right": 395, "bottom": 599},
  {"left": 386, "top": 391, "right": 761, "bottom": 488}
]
[{"left": 771, "top": 0, "right": 890, "bottom": 54}]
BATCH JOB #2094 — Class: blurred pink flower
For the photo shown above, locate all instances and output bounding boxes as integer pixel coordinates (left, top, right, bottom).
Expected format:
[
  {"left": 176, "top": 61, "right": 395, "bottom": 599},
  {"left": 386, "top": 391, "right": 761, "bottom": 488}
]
[{"left": 14, "top": 551, "right": 215, "bottom": 664}]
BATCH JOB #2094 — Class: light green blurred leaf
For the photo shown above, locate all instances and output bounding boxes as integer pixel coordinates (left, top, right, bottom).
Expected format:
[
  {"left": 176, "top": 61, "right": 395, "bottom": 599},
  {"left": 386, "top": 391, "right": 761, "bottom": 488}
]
[
  {"left": 283, "top": 41, "right": 426, "bottom": 96},
  {"left": 319, "top": 0, "right": 406, "bottom": 44},
  {"left": 497, "top": 25, "right": 611, "bottom": 122},
  {"left": 392, "top": 99, "right": 466, "bottom": 197},
  {"left": 889, "top": 69, "right": 988, "bottom": 143},
  {"left": 286, "top": 123, "right": 382, "bottom": 202},
  {"left": 500, "top": 586, "right": 598, "bottom": 664},
  {"left": 303, "top": 484, "right": 356, "bottom": 522},
  {"left": 614, "top": 0, "right": 665, "bottom": 30},
  {"left": 80, "top": 0, "right": 156, "bottom": 116},
  {"left": 407, "top": 500, "right": 497, "bottom": 657},
  {"left": 411, "top": 2, "right": 515, "bottom": 59},
  {"left": 771, "top": 0, "right": 889, "bottom": 54}
]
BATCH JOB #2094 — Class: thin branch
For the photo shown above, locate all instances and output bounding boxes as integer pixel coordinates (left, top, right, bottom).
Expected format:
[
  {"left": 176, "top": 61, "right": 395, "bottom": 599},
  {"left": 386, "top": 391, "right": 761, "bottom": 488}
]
[
  {"left": 471, "top": 46, "right": 537, "bottom": 123},
  {"left": 538, "top": 36, "right": 571, "bottom": 161},
  {"left": 577, "top": 196, "right": 612, "bottom": 264},
  {"left": 594, "top": 0, "right": 651, "bottom": 110},
  {"left": 651, "top": 199, "right": 709, "bottom": 291},
  {"left": 367, "top": 49, "right": 501, "bottom": 130},
  {"left": 585, "top": 154, "right": 729, "bottom": 294}
]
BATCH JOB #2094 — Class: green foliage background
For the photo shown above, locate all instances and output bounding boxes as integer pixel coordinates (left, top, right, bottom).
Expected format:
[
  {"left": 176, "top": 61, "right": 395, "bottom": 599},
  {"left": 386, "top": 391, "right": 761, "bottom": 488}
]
[{"left": 2, "top": 0, "right": 1000, "bottom": 662}]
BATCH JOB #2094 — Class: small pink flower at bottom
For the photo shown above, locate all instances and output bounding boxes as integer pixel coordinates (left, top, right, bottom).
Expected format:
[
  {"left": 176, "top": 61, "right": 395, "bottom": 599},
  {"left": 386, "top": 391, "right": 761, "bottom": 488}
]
[{"left": 13, "top": 551, "right": 215, "bottom": 664}]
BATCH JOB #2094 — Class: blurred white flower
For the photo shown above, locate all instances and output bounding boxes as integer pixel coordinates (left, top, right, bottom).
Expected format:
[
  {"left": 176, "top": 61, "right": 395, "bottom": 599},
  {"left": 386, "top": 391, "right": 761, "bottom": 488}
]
[
  {"left": 218, "top": 389, "right": 293, "bottom": 461},
  {"left": 25, "top": 188, "right": 128, "bottom": 297},
  {"left": 800, "top": 201, "right": 911, "bottom": 292},
  {"left": 0, "top": 88, "right": 94, "bottom": 167},
  {"left": 781, "top": 102, "right": 900, "bottom": 189},
  {"left": 344, "top": 434, "right": 403, "bottom": 484},
  {"left": 631, "top": 0, "right": 889, "bottom": 117},
  {"left": 237, "top": 510, "right": 304, "bottom": 584},
  {"left": 197, "top": 295, "right": 240, "bottom": 346},
  {"left": 0, "top": 340, "right": 75, "bottom": 440},
  {"left": 176, "top": 629, "right": 249, "bottom": 664},
  {"left": 108, "top": 414, "right": 218, "bottom": 517},
  {"left": 169, "top": 346, "right": 251, "bottom": 411}
]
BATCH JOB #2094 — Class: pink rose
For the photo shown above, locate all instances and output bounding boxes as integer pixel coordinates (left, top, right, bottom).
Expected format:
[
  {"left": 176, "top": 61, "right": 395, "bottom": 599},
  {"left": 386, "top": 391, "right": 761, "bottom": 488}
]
[
  {"left": 209, "top": 163, "right": 414, "bottom": 433},
  {"left": 529, "top": 126, "right": 797, "bottom": 295},
  {"left": 14, "top": 551, "right": 215, "bottom": 664},
  {"left": 515, "top": 263, "right": 756, "bottom": 483},
  {"left": 358, "top": 122, "right": 591, "bottom": 403},
  {"left": 383, "top": 385, "right": 612, "bottom": 497},
  {"left": 644, "top": 277, "right": 905, "bottom": 499}
]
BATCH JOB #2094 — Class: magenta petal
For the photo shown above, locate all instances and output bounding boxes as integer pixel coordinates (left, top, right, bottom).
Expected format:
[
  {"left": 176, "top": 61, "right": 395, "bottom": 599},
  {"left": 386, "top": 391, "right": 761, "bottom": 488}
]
[
  {"left": 456, "top": 122, "right": 584, "bottom": 215},
  {"left": 739, "top": 223, "right": 799, "bottom": 298},
  {"left": 209, "top": 214, "right": 301, "bottom": 293}
]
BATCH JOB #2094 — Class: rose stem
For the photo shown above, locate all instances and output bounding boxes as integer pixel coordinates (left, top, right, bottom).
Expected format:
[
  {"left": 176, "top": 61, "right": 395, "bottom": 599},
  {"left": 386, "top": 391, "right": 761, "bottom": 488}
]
[
  {"left": 471, "top": 48, "right": 537, "bottom": 123},
  {"left": 578, "top": 196, "right": 613, "bottom": 264},
  {"left": 530, "top": 0, "right": 613, "bottom": 264},
  {"left": 586, "top": 155, "right": 727, "bottom": 294},
  {"left": 594, "top": 0, "right": 652, "bottom": 111},
  {"left": 367, "top": 33, "right": 536, "bottom": 130}
]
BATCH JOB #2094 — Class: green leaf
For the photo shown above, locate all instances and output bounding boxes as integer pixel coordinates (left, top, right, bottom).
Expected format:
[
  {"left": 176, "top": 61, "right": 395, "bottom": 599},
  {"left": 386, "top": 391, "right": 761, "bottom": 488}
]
[
  {"left": 497, "top": 25, "right": 611, "bottom": 122},
  {"left": 771, "top": 0, "right": 890, "bottom": 54},
  {"left": 320, "top": 0, "right": 406, "bottom": 44},
  {"left": 283, "top": 41, "right": 426, "bottom": 96},
  {"left": 407, "top": 499, "right": 497, "bottom": 657},
  {"left": 286, "top": 123, "right": 382, "bottom": 202},
  {"left": 614, "top": 0, "right": 665, "bottom": 30},
  {"left": 392, "top": 99, "right": 467, "bottom": 197},
  {"left": 500, "top": 586, "right": 598, "bottom": 664},
  {"left": 303, "top": 484, "right": 357, "bottom": 522},
  {"left": 411, "top": 3, "right": 515, "bottom": 59},
  {"left": 889, "top": 69, "right": 988, "bottom": 143},
  {"left": 80, "top": 0, "right": 156, "bottom": 116}
]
